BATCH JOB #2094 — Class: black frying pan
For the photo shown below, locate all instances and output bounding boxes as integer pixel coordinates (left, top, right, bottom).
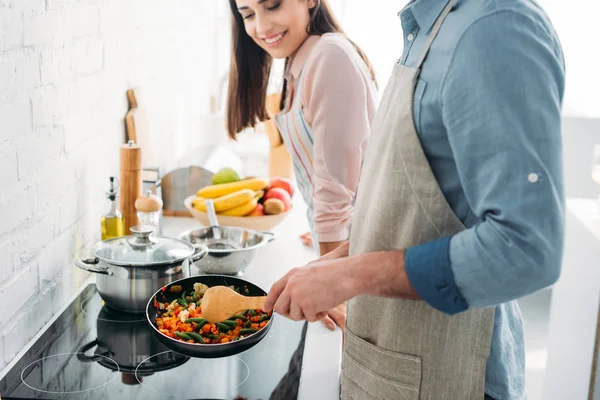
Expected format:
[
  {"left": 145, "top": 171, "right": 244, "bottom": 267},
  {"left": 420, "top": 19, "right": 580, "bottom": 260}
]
[{"left": 146, "top": 275, "right": 273, "bottom": 358}]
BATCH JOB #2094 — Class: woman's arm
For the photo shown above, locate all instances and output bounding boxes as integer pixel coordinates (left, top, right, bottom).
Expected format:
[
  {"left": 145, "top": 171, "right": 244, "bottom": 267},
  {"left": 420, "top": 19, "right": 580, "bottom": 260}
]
[
  {"left": 303, "top": 37, "right": 377, "bottom": 247},
  {"left": 319, "top": 240, "right": 347, "bottom": 256}
]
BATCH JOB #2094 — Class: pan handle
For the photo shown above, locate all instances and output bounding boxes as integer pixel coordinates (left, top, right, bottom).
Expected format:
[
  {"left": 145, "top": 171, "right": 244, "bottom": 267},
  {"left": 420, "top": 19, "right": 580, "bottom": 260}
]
[
  {"left": 77, "top": 339, "right": 113, "bottom": 362},
  {"left": 74, "top": 258, "right": 113, "bottom": 275}
]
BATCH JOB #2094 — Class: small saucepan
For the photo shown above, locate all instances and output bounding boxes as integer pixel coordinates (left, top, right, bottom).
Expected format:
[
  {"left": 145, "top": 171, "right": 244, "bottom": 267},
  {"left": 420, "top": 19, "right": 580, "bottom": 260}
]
[
  {"left": 146, "top": 275, "right": 273, "bottom": 358},
  {"left": 75, "top": 225, "right": 209, "bottom": 313}
]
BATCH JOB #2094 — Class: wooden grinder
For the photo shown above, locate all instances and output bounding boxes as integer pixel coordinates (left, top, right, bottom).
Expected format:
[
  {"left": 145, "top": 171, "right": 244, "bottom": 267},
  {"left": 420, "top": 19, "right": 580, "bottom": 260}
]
[{"left": 120, "top": 140, "right": 142, "bottom": 233}]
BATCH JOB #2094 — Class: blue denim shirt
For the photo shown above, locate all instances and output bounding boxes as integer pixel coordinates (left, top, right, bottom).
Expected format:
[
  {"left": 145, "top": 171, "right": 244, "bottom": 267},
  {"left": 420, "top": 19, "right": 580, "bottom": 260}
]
[{"left": 400, "top": 1, "right": 565, "bottom": 399}]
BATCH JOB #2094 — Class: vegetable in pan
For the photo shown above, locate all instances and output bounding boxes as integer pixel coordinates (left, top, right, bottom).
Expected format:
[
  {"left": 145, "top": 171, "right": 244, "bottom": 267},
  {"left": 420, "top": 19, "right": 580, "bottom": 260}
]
[{"left": 153, "top": 284, "right": 272, "bottom": 345}]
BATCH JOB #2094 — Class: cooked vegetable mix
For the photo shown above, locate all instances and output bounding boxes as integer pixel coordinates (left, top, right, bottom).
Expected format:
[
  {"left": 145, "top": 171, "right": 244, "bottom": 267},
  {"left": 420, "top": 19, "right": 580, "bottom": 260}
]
[{"left": 153, "top": 284, "right": 272, "bottom": 344}]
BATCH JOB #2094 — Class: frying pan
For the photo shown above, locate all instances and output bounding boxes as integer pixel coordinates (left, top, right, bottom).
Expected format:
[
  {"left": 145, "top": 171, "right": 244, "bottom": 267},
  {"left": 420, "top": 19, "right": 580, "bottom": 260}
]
[{"left": 146, "top": 275, "right": 273, "bottom": 358}]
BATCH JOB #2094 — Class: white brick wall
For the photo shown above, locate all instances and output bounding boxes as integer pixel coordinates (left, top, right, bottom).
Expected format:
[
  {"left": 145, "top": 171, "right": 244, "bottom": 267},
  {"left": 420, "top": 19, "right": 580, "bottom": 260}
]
[{"left": 0, "top": 0, "right": 222, "bottom": 369}]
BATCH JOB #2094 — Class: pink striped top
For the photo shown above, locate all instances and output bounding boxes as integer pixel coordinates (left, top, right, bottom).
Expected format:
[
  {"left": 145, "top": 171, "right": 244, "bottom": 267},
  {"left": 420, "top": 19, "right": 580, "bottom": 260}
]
[{"left": 282, "top": 33, "right": 378, "bottom": 242}]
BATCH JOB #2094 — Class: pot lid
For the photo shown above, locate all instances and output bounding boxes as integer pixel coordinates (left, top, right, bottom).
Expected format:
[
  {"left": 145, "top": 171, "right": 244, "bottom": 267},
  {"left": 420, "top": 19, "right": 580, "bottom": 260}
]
[{"left": 93, "top": 225, "right": 195, "bottom": 266}]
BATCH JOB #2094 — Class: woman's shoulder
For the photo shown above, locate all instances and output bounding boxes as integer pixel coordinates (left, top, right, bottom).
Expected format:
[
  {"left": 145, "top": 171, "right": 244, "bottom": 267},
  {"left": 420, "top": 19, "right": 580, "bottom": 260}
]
[
  {"left": 303, "top": 32, "right": 369, "bottom": 80},
  {"left": 310, "top": 33, "right": 358, "bottom": 61}
]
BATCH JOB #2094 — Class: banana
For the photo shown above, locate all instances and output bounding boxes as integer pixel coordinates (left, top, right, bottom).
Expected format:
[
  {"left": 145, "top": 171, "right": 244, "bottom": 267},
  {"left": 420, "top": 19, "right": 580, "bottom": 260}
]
[
  {"left": 196, "top": 178, "right": 270, "bottom": 199},
  {"left": 219, "top": 193, "right": 261, "bottom": 216},
  {"left": 192, "top": 189, "right": 254, "bottom": 213}
]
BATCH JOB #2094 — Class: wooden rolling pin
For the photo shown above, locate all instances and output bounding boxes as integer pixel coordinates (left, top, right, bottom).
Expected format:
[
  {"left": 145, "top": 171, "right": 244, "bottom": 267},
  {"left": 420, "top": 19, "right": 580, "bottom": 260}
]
[{"left": 120, "top": 141, "right": 142, "bottom": 233}]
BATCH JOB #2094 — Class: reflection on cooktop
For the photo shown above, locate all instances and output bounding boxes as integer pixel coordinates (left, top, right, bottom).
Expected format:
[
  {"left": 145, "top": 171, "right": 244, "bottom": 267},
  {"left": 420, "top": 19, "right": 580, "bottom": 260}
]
[
  {"left": 135, "top": 352, "right": 250, "bottom": 398},
  {"left": 0, "top": 284, "right": 308, "bottom": 400},
  {"left": 21, "top": 352, "right": 119, "bottom": 395},
  {"left": 81, "top": 295, "right": 146, "bottom": 323}
]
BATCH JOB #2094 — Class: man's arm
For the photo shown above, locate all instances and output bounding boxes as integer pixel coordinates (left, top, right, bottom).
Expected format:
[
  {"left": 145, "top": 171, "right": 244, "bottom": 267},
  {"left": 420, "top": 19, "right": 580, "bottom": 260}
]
[
  {"left": 404, "top": 11, "right": 566, "bottom": 314},
  {"left": 264, "top": 247, "right": 417, "bottom": 322}
]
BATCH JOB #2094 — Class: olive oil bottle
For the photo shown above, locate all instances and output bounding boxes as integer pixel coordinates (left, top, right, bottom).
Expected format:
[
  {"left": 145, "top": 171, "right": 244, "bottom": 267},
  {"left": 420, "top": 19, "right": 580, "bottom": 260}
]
[{"left": 100, "top": 176, "right": 125, "bottom": 240}]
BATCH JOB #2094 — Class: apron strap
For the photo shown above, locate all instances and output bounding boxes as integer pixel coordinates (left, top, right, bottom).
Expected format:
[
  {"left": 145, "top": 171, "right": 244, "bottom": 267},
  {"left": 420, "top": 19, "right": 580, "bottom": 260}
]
[{"left": 415, "top": 0, "right": 456, "bottom": 70}]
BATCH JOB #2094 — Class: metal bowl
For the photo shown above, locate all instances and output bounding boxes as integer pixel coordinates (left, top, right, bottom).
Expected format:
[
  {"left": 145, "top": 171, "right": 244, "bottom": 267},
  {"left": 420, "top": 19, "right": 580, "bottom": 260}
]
[{"left": 178, "top": 227, "right": 275, "bottom": 276}]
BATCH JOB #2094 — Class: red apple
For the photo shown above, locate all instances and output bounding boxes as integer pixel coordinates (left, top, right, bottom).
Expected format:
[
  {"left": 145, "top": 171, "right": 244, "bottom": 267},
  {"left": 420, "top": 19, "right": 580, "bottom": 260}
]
[
  {"left": 248, "top": 203, "right": 264, "bottom": 216},
  {"left": 264, "top": 187, "right": 292, "bottom": 211},
  {"left": 269, "top": 177, "right": 294, "bottom": 197}
]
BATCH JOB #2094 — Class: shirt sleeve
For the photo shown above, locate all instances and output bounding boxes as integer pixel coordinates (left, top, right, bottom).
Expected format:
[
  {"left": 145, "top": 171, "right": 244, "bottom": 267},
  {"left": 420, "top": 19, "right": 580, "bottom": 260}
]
[
  {"left": 404, "top": 11, "right": 566, "bottom": 313},
  {"left": 302, "top": 39, "right": 375, "bottom": 242}
]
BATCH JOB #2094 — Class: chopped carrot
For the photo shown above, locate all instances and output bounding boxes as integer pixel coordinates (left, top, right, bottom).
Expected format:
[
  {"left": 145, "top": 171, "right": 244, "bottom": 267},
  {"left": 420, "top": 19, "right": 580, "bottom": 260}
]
[{"left": 154, "top": 286, "right": 272, "bottom": 344}]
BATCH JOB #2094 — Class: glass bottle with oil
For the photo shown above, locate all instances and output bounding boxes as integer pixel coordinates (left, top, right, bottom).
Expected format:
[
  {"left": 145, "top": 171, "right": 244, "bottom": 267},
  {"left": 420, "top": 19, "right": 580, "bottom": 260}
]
[{"left": 101, "top": 176, "right": 125, "bottom": 240}]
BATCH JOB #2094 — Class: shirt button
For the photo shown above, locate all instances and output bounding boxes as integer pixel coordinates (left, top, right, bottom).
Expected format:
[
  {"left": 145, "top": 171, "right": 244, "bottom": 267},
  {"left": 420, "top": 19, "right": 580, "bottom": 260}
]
[
  {"left": 528, "top": 173, "right": 539, "bottom": 183},
  {"left": 407, "top": 33, "right": 415, "bottom": 41}
]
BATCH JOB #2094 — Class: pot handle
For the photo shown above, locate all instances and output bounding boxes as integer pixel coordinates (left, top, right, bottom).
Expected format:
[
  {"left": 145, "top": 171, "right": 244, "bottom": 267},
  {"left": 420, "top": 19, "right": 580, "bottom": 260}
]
[
  {"left": 77, "top": 339, "right": 113, "bottom": 362},
  {"left": 260, "top": 231, "right": 276, "bottom": 243},
  {"left": 74, "top": 258, "right": 113, "bottom": 276},
  {"left": 191, "top": 244, "right": 209, "bottom": 261}
]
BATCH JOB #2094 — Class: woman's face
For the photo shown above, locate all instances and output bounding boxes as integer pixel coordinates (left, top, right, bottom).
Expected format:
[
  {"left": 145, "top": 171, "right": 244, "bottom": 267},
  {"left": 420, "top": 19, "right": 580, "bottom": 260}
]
[{"left": 235, "top": 0, "right": 316, "bottom": 59}]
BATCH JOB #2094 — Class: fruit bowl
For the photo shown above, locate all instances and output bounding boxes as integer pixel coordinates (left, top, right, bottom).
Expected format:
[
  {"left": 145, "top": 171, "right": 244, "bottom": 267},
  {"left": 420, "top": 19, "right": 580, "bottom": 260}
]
[{"left": 184, "top": 196, "right": 291, "bottom": 231}]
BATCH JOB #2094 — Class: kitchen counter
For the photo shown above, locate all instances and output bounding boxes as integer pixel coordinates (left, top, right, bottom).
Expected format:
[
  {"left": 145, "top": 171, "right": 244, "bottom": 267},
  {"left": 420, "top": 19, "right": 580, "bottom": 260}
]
[
  {"left": 0, "top": 198, "right": 342, "bottom": 399},
  {"left": 160, "top": 198, "right": 343, "bottom": 400}
]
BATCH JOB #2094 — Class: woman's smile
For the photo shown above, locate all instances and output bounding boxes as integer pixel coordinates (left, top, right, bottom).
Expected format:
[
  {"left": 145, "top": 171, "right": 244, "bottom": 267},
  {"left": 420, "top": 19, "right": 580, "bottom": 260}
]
[{"left": 263, "top": 30, "right": 288, "bottom": 47}]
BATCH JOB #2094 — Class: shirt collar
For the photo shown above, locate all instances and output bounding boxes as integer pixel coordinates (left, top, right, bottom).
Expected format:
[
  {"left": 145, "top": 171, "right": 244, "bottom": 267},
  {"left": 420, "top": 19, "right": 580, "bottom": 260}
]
[
  {"left": 401, "top": 0, "right": 451, "bottom": 34},
  {"left": 286, "top": 35, "right": 321, "bottom": 80}
]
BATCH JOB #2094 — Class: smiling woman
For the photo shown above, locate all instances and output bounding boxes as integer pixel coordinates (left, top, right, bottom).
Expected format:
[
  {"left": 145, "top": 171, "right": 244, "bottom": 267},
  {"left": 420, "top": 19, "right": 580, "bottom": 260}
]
[
  {"left": 236, "top": 0, "right": 313, "bottom": 59},
  {"left": 225, "top": 0, "right": 378, "bottom": 331},
  {"left": 225, "top": 0, "right": 376, "bottom": 135}
]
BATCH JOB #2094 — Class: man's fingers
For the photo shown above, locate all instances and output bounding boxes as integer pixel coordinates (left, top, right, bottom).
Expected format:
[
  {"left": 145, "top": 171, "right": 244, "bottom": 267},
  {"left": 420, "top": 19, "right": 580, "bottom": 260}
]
[
  {"left": 264, "top": 274, "right": 290, "bottom": 311},
  {"left": 312, "top": 311, "right": 327, "bottom": 323},
  {"left": 327, "top": 308, "right": 347, "bottom": 331},
  {"left": 320, "top": 315, "right": 336, "bottom": 331},
  {"left": 273, "top": 288, "right": 291, "bottom": 318},
  {"left": 289, "top": 301, "right": 305, "bottom": 321}
]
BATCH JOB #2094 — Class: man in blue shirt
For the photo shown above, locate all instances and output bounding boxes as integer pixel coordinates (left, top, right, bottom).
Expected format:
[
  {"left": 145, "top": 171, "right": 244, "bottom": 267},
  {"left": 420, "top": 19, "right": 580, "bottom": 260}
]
[{"left": 265, "top": 1, "right": 565, "bottom": 399}]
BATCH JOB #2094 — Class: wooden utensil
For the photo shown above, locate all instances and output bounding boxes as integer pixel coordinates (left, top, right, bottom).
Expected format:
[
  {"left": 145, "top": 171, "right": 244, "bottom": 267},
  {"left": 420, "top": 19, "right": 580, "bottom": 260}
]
[
  {"left": 125, "top": 89, "right": 138, "bottom": 143},
  {"left": 201, "top": 286, "right": 266, "bottom": 323},
  {"left": 124, "top": 88, "right": 153, "bottom": 167},
  {"left": 264, "top": 93, "right": 293, "bottom": 179}
]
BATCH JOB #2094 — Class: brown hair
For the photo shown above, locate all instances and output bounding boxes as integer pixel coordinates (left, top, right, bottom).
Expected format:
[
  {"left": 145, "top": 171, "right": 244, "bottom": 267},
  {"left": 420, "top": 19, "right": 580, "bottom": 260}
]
[{"left": 226, "top": 0, "right": 377, "bottom": 139}]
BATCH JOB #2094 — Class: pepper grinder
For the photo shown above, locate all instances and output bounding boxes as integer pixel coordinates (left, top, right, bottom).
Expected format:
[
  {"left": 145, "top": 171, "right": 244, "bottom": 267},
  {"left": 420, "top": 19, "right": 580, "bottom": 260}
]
[
  {"left": 135, "top": 190, "right": 163, "bottom": 236},
  {"left": 120, "top": 140, "right": 142, "bottom": 234}
]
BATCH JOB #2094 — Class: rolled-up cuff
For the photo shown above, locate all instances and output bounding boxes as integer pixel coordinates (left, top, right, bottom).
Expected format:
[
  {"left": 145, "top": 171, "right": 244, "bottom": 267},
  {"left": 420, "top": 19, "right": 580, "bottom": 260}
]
[
  {"left": 404, "top": 236, "right": 469, "bottom": 315},
  {"left": 315, "top": 225, "right": 351, "bottom": 243}
]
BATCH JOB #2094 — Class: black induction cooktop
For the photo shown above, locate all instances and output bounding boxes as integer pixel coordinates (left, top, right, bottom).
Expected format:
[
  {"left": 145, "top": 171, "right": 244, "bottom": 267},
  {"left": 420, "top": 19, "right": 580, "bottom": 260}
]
[{"left": 0, "top": 284, "right": 307, "bottom": 400}]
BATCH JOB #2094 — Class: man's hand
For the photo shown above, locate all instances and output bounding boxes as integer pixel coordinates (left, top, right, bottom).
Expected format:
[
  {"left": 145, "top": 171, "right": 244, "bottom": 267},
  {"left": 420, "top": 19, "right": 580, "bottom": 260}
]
[
  {"left": 320, "top": 303, "right": 347, "bottom": 331},
  {"left": 264, "top": 248, "right": 418, "bottom": 324},
  {"left": 264, "top": 256, "right": 358, "bottom": 322}
]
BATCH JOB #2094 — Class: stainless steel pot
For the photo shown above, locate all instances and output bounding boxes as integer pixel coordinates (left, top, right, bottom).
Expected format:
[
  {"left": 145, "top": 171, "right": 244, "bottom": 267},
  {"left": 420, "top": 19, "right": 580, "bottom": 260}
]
[
  {"left": 75, "top": 226, "right": 208, "bottom": 314},
  {"left": 178, "top": 226, "right": 275, "bottom": 275}
]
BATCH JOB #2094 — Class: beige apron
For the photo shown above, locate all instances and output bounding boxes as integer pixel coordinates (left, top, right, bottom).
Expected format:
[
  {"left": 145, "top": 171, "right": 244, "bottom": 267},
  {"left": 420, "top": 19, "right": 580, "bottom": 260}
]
[{"left": 342, "top": 1, "right": 495, "bottom": 399}]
